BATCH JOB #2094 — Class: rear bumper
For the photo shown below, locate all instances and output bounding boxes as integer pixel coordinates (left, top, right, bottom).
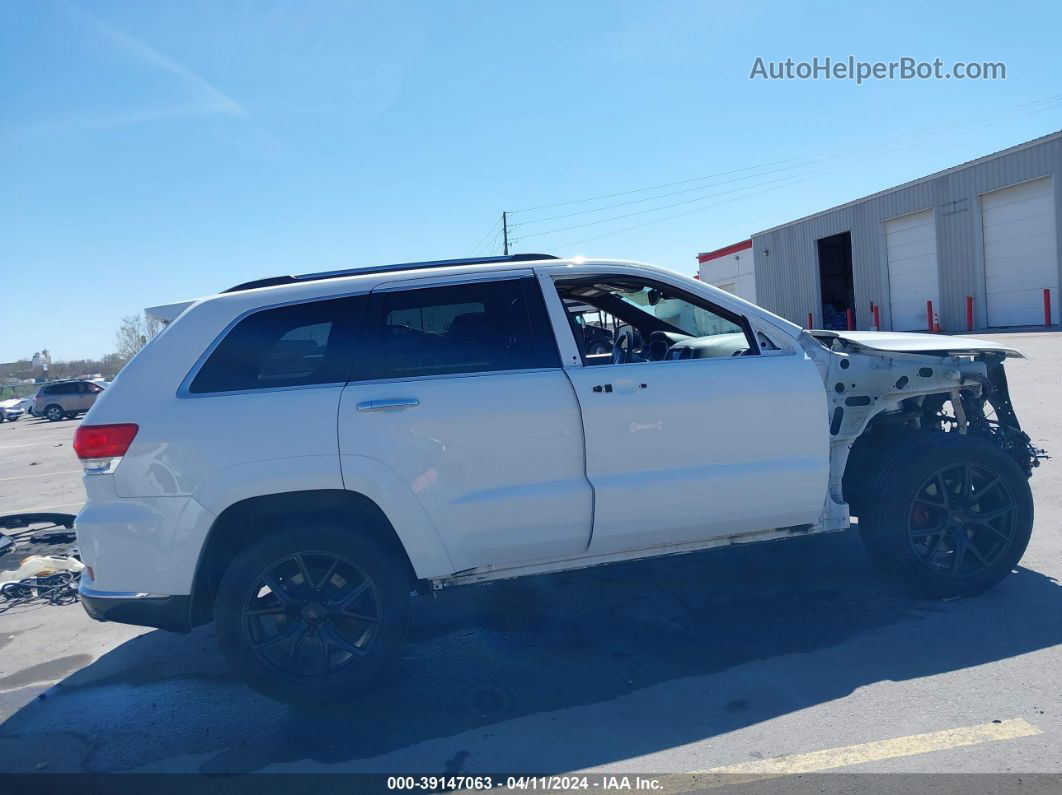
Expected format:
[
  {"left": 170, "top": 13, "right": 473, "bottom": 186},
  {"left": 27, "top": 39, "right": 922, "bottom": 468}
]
[{"left": 79, "top": 580, "right": 192, "bottom": 633}]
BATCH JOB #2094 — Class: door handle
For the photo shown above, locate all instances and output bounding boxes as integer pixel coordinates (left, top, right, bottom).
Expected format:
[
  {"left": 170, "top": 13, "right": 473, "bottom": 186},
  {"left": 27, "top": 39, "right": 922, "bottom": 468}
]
[
  {"left": 592, "top": 383, "right": 647, "bottom": 394},
  {"left": 356, "top": 398, "right": 420, "bottom": 412}
]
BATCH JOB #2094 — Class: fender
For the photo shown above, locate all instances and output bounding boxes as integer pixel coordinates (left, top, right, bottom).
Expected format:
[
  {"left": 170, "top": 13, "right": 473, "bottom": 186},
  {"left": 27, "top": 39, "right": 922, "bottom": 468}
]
[
  {"left": 193, "top": 454, "right": 345, "bottom": 514},
  {"left": 339, "top": 453, "right": 455, "bottom": 579},
  {"left": 192, "top": 453, "right": 455, "bottom": 580}
]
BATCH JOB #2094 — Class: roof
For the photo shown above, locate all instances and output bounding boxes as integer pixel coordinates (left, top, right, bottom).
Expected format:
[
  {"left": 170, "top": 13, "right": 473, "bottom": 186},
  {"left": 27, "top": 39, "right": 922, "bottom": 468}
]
[
  {"left": 697, "top": 240, "right": 752, "bottom": 264},
  {"left": 222, "top": 253, "right": 558, "bottom": 293},
  {"left": 146, "top": 256, "right": 679, "bottom": 321},
  {"left": 753, "top": 128, "right": 1062, "bottom": 236}
]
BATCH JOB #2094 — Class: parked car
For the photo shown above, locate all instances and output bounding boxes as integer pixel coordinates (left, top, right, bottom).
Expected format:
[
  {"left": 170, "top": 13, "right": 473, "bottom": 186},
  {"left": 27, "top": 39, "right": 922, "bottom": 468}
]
[
  {"left": 0, "top": 398, "right": 26, "bottom": 422},
  {"left": 73, "top": 254, "right": 1042, "bottom": 704},
  {"left": 33, "top": 380, "right": 106, "bottom": 422}
]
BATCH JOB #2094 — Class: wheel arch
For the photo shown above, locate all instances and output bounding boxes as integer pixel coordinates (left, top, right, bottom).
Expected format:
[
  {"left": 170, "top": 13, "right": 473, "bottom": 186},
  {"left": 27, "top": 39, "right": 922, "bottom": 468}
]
[{"left": 190, "top": 489, "right": 423, "bottom": 626}]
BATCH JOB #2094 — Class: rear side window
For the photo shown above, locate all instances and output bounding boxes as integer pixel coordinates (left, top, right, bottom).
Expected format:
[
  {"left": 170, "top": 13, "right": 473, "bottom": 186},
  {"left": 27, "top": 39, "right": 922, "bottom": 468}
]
[
  {"left": 189, "top": 296, "right": 366, "bottom": 394},
  {"left": 364, "top": 279, "right": 551, "bottom": 380}
]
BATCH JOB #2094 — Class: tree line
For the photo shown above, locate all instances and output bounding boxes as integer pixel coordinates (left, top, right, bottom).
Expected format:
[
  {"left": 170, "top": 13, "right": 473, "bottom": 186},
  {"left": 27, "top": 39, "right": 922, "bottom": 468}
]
[{"left": 1, "top": 313, "right": 163, "bottom": 384}]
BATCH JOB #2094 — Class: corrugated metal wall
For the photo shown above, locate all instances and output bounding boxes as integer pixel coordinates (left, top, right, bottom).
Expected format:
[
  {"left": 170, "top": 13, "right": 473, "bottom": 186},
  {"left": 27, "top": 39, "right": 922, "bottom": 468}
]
[{"left": 751, "top": 134, "right": 1062, "bottom": 331}]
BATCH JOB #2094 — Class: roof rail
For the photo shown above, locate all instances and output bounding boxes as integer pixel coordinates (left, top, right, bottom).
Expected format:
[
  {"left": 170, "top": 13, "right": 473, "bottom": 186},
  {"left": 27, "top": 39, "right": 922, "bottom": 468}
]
[{"left": 222, "top": 253, "right": 559, "bottom": 294}]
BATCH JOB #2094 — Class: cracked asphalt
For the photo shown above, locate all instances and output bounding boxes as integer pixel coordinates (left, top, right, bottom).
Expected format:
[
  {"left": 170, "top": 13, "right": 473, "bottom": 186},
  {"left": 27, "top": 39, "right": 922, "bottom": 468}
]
[{"left": 1, "top": 331, "right": 1061, "bottom": 776}]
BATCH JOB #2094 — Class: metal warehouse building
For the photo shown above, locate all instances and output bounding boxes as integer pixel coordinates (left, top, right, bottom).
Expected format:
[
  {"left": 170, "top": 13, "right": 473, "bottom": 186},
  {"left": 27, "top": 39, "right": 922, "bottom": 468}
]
[{"left": 698, "top": 130, "right": 1062, "bottom": 332}]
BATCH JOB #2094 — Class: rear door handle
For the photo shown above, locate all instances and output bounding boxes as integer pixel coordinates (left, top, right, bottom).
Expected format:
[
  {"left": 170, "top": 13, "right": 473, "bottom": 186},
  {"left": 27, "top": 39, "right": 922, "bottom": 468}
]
[{"left": 356, "top": 398, "right": 420, "bottom": 412}]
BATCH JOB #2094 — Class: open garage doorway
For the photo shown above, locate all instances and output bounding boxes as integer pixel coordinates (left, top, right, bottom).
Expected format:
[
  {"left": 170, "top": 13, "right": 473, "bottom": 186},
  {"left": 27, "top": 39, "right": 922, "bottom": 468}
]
[{"left": 817, "top": 231, "right": 854, "bottom": 330}]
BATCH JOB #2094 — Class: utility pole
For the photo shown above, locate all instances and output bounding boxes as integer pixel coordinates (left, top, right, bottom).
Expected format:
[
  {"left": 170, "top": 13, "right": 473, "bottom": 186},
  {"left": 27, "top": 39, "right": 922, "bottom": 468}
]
[{"left": 502, "top": 211, "right": 510, "bottom": 256}]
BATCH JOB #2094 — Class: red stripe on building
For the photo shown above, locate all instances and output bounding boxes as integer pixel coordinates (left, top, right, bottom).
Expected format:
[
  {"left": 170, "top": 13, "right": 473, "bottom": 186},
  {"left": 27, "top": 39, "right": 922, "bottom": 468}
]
[{"left": 697, "top": 239, "right": 752, "bottom": 264}]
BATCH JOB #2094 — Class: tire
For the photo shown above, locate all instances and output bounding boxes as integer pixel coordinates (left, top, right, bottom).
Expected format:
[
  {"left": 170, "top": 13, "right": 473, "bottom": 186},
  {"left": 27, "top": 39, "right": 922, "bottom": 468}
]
[
  {"left": 44, "top": 404, "right": 64, "bottom": 422},
  {"left": 859, "top": 432, "right": 1033, "bottom": 598},
  {"left": 587, "top": 342, "right": 610, "bottom": 356},
  {"left": 215, "top": 523, "right": 411, "bottom": 705}
]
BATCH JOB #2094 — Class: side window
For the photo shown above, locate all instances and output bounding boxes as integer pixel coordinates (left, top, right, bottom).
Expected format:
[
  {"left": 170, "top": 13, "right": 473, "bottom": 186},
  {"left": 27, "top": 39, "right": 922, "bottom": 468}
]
[
  {"left": 553, "top": 276, "right": 757, "bottom": 365},
  {"left": 367, "top": 279, "right": 548, "bottom": 379},
  {"left": 189, "top": 296, "right": 365, "bottom": 394}
]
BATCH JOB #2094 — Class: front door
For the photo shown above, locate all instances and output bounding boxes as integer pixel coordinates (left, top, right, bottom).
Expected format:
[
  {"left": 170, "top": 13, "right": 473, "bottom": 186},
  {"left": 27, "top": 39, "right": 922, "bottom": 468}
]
[
  {"left": 338, "top": 275, "right": 592, "bottom": 572},
  {"left": 547, "top": 273, "right": 829, "bottom": 555}
]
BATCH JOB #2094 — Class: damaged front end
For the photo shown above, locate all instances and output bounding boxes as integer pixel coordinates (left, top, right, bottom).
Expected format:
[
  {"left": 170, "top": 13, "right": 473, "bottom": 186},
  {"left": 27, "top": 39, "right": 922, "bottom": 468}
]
[{"left": 800, "top": 330, "right": 1046, "bottom": 525}]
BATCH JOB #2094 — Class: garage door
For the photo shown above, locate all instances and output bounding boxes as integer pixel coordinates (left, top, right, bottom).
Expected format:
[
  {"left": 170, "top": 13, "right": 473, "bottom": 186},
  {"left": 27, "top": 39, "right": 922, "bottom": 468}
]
[
  {"left": 886, "top": 209, "right": 939, "bottom": 331},
  {"left": 982, "top": 176, "right": 1059, "bottom": 327}
]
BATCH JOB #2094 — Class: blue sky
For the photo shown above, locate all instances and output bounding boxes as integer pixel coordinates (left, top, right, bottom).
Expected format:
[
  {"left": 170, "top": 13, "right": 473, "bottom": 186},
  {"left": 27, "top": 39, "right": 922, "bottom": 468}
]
[{"left": 2, "top": 0, "right": 1060, "bottom": 360}]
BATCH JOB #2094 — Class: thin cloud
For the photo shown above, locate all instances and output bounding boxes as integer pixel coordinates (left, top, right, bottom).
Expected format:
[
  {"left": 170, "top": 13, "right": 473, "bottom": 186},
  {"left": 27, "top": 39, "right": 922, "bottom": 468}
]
[
  {"left": 13, "top": 1, "right": 284, "bottom": 158},
  {"left": 64, "top": 1, "right": 246, "bottom": 119},
  {"left": 20, "top": 102, "right": 235, "bottom": 135}
]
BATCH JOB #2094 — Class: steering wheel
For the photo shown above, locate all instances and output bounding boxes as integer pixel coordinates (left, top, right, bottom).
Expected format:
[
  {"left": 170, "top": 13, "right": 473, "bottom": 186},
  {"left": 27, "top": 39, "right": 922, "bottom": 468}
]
[{"left": 611, "top": 326, "right": 643, "bottom": 364}]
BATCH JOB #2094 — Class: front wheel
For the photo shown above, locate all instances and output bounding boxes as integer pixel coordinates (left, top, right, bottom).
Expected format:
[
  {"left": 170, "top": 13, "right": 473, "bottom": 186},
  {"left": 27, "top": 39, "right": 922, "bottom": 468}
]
[
  {"left": 860, "top": 433, "right": 1033, "bottom": 598},
  {"left": 215, "top": 524, "right": 411, "bottom": 705}
]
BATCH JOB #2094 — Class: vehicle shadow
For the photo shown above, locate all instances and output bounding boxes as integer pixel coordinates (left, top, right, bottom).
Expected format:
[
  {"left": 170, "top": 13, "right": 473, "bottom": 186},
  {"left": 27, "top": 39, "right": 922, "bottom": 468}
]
[{"left": 2, "top": 530, "right": 1060, "bottom": 773}]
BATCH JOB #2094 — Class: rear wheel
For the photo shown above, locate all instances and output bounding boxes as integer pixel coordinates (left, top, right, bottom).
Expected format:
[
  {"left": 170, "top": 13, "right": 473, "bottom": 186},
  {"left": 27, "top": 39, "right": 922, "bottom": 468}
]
[
  {"left": 215, "top": 524, "right": 411, "bottom": 705},
  {"left": 44, "top": 404, "right": 64, "bottom": 422},
  {"left": 859, "top": 433, "right": 1033, "bottom": 598}
]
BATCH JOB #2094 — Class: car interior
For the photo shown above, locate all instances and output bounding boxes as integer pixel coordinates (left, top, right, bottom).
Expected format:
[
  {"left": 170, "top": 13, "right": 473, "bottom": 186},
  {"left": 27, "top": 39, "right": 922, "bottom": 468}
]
[{"left": 554, "top": 277, "right": 759, "bottom": 366}]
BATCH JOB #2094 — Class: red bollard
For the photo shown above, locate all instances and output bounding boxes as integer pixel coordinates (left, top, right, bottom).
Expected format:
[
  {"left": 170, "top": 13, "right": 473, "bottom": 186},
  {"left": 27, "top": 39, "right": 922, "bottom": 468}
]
[
  {"left": 846, "top": 308, "right": 855, "bottom": 330},
  {"left": 927, "top": 300, "right": 934, "bottom": 333},
  {"left": 872, "top": 304, "right": 881, "bottom": 331},
  {"left": 1046, "top": 288, "right": 1053, "bottom": 327},
  {"left": 807, "top": 311, "right": 814, "bottom": 329},
  {"left": 966, "top": 296, "right": 974, "bottom": 332}
]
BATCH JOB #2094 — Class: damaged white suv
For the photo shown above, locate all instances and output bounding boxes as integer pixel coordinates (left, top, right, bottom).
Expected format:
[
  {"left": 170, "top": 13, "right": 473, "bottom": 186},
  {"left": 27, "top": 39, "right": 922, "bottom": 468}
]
[{"left": 74, "top": 255, "right": 1042, "bottom": 703}]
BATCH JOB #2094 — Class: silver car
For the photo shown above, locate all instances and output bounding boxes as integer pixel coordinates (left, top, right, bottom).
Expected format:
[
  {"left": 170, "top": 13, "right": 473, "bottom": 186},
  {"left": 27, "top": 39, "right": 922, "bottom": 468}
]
[
  {"left": 32, "top": 380, "right": 106, "bottom": 422},
  {"left": 0, "top": 398, "right": 26, "bottom": 422}
]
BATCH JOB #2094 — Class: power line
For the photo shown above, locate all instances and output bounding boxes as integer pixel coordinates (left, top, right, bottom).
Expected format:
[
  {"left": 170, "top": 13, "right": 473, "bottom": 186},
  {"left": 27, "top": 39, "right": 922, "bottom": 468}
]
[
  {"left": 517, "top": 167, "right": 827, "bottom": 240},
  {"left": 467, "top": 218, "right": 502, "bottom": 257},
  {"left": 491, "top": 93, "right": 1062, "bottom": 254},
  {"left": 550, "top": 170, "right": 834, "bottom": 250},
  {"left": 510, "top": 93, "right": 1062, "bottom": 233},
  {"left": 507, "top": 157, "right": 806, "bottom": 214},
  {"left": 509, "top": 161, "right": 810, "bottom": 227}
]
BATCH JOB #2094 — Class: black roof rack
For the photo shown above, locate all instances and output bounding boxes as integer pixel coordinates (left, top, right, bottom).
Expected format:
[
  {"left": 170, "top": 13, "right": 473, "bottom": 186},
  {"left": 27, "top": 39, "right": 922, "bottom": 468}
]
[{"left": 222, "top": 253, "right": 559, "bottom": 294}]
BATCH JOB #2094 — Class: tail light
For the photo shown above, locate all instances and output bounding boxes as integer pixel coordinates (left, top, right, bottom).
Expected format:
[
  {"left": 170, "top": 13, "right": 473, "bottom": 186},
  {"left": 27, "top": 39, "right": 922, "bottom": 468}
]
[{"left": 73, "top": 423, "right": 139, "bottom": 474}]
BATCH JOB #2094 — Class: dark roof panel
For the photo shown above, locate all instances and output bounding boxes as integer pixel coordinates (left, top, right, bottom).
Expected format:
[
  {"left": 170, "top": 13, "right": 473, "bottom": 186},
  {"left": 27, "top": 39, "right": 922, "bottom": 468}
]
[{"left": 223, "top": 253, "right": 558, "bottom": 294}]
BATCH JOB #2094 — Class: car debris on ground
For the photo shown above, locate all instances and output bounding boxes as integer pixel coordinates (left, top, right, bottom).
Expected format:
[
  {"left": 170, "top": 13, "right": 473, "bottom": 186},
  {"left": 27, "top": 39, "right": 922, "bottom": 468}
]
[{"left": 0, "top": 513, "right": 81, "bottom": 613}]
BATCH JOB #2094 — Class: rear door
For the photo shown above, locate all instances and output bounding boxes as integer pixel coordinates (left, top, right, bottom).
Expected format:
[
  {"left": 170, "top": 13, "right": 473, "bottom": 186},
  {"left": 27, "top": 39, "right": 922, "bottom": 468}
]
[
  {"left": 337, "top": 273, "right": 592, "bottom": 572},
  {"left": 542, "top": 271, "right": 829, "bottom": 555},
  {"left": 82, "top": 382, "right": 104, "bottom": 410},
  {"left": 60, "top": 382, "right": 86, "bottom": 411}
]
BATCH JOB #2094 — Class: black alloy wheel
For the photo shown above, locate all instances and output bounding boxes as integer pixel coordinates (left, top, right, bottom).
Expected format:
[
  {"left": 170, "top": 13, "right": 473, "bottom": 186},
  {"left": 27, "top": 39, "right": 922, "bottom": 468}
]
[
  {"left": 907, "top": 462, "right": 1018, "bottom": 579},
  {"left": 240, "top": 550, "right": 383, "bottom": 682}
]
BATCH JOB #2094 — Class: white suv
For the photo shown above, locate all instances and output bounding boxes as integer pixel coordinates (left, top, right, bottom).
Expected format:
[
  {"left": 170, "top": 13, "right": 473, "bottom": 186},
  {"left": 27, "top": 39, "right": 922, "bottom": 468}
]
[{"left": 73, "top": 254, "right": 1041, "bottom": 703}]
